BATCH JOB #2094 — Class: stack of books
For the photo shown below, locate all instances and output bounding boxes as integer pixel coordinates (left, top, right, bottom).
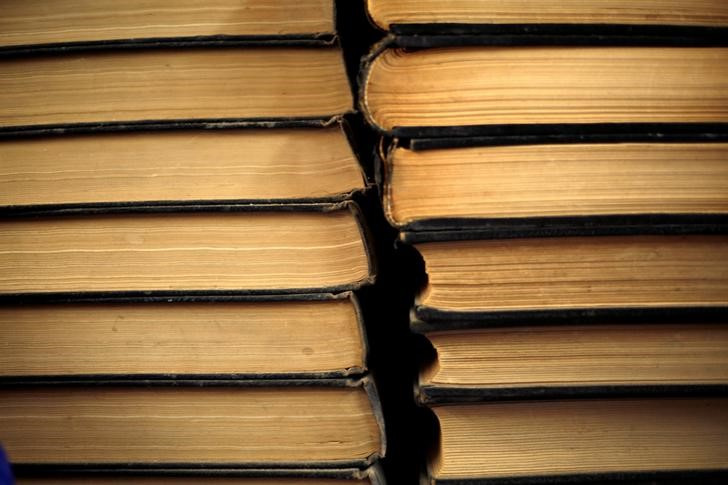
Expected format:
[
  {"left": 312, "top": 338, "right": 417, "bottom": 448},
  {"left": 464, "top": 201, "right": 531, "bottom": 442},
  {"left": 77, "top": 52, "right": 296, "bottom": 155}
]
[
  {"left": 360, "top": 1, "right": 728, "bottom": 483},
  {"left": 0, "top": 1, "right": 384, "bottom": 484}
]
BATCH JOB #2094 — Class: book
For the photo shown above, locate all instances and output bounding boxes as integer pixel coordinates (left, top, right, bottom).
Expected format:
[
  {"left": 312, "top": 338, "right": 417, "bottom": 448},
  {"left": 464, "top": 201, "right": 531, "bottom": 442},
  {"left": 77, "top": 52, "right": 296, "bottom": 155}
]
[
  {"left": 414, "top": 322, "right": 728, "bottom": 402},
  {"left": 0, "top": 378, "right": 385, "bottom": 468},
  {"left": 411, "top": 234, "right": 728, "bottom": 320},
  {"left": 0, "top": 293, "right": 368, "bottom": 380},
  {"left": 0, "top": 203, "right": 374, "bottom": 296},
  {"left": 0, "top": 47, "right": 352, "bottom": 131},
  {"left": 14, "top": 465, "right": 385, "bottom": 484},
  {"left": 383, "top": 142, "right": 728, "bottom": 230},
  {"left": 365, "top": 0, "right": 728, "bottom": 31},
  {"left": 361, "top": 46, "right": 728, "bottom": 136},
  {"left": 426, "top": 397, "right": 728, "bottom": 483},
  {"left": 0, "top": 124, "right": 366, "bottom": 210},
  {"left": 1, "top": 0, "right": 336, "bottom": 51}
]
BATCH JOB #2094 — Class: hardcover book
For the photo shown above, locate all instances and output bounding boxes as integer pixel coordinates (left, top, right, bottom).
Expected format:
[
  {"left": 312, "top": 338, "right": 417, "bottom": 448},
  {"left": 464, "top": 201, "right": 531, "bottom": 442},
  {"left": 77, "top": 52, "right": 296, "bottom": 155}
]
[
  {"left": 382, "top": 142, "right": 728, "bottom": 231},
  {"left": 0, "top": 203, "right": 375, "bottom": 297},
  {"left": 361, "top": 46, "right": 728, "bottom": 137},
  {"left": 425, "top": 397, "right": 728, "bottom": 484},
  {"left": 0, "top": 123, "right": 367, "bottom": 211},
  {"left": 1, "top": 0, "right": 338, "bottom": 52},
  {"left": 0, "top": 47, "right": 352, "bottom": 132},
  {"left": 365, "top": 0, "right": 728, "bottom": 31},
  {"left": 414, "top": 321, "right": 728, "bottom": 403},
  {"left": 0, "top": 293, "right": 369, "bottom": 380},
  {"left": 411, "top": 233, "right": 728, "bottom": 321},
  {"left": 0, "top": 378, "right": 385, "bottom": 469}
]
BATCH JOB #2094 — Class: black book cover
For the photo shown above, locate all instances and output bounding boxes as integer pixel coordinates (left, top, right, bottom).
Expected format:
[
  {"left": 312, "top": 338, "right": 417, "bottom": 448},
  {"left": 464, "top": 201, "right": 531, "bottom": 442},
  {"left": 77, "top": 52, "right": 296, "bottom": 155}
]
[
  {"left": 388, "top": 23, "right": 728, "bottom": 48},
  {"left": 0, "top": 116, "right": 354, "bottom": 141},
  {"left": 399, "top": 217, "right": 728, "bottom": 244},
  {"left": 423, "top": 470, "right": 728, "bottom": 485},
  {"left": 14, "top": 463, "right": 386, "bottom": 484},
  {"left": 411, "top": 306, "right": 728, "bottom": 332},
  {"left": 0, "top": 36, "right": 338, "bottom": 58},
  {"left": 416, "top": 383, "right": 728, "bottom": 405}
]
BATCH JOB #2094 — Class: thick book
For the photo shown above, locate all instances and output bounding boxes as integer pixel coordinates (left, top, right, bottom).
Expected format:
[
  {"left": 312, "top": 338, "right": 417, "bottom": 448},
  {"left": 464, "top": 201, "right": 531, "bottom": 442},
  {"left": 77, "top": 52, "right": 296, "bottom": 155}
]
[
  {"left": 410, "top": 233, "right": 728, "bottom": 322},
  {"left": 0, "top": 47, "right": 352, "bottom": 133},
  {"left": 413, "top": 321, "right": 728, "bottom": 403},
  {"left": 365, "top": 0, "right": 728, "bottom": 31},
  {"left": 1, "top": 0, "right": 337, "bottom": 53},
  {"left": 0, "top": 202, "right": 375, "bottom": 297},
  {"left": 0, "top": 292, "right": 370, "bottom": 381},
  {"left": 360, "top": 46, "right": 728, "bottom": 138},
  {"left": 0, "top": 122, "right": 367, "bottom": 211},
  {"left": 382, "top": 142, "right": 728, "bottom": 231},
  {"left": 0, "top": 378, "right": 385, "bottom": 469},
  {"left": 14, "top": 465, "right": 386, "bottom": 484},
  {"left": 424, "top": 397, "right": 728, "bottom": 484}
]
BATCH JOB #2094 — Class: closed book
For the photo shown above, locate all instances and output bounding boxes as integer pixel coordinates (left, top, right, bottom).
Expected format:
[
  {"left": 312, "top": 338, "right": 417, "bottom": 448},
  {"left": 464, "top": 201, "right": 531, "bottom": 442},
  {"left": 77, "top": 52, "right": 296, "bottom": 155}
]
[
  {"left": 0, "top": 202, "right": 375, "bottom": 298},
  {"left": 0, "top": 377, "right": 385, "bottom": 470},
  {"left": 409, "top": 232, "right": 728, "bottom": 323},
  {"left": 0, "top": 122, "right": 367, "bottom": 212},
  {"left": 413, "top": 320, "right": 728, "bottom": 403},
  {"left": 1, "top": 0, "right": 337, "bottom": 53},
  {"left": 0, "top": 292, "right": 370, "bottom": 381},
  {"left": 423, "top": 397, "right": 728, "bottom": 484},
  {"left": 0, "top": 46, "right": 352, "bottom": 134},
  {"left": 382, "top": 142, "right": 728, "bottom": 232},
  {"left": 361, "top": 46, "right": 728, "bottom": 138},
  {"left": 365, "top": 0, "right": 728, "bottom": 32}
]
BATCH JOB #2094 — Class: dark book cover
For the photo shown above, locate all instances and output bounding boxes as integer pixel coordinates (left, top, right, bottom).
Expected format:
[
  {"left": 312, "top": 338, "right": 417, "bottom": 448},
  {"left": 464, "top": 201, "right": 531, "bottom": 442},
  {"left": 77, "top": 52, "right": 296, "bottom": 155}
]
[
  {"left": 399, "top": 218, "right": 728, "bottom": 244},
  {"left": 13, "top": 463, "right": 386, "bottom": 484},
  {"left": 416, "top": 382, "right": 728, "bottom": 405},
  {"left": 422, "top": 470, "right": 728, "bottom": 485}
]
